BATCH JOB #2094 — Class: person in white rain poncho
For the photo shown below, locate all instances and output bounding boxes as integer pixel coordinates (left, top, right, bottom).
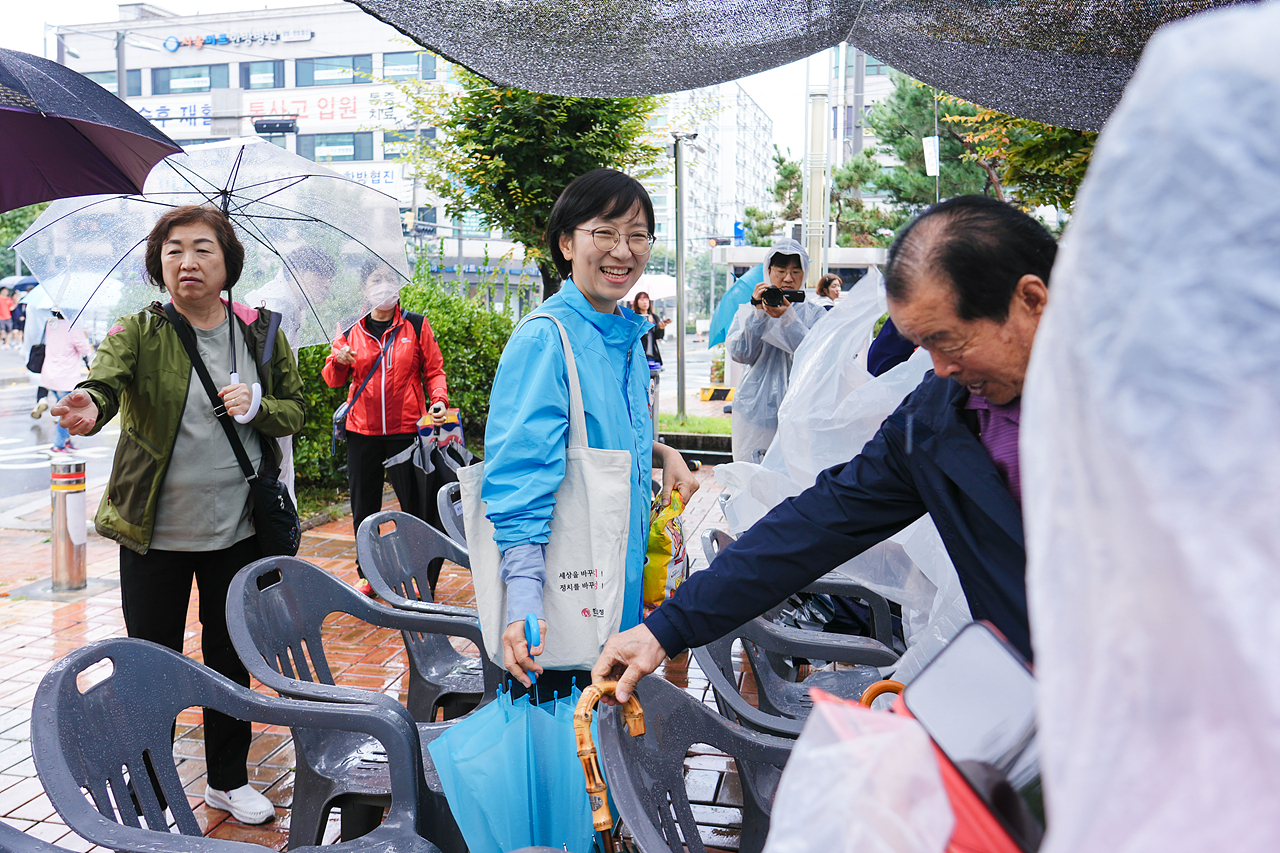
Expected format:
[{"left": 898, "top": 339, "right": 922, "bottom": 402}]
[{"left": 726, "top": 239, "right": 826, "bottom": 462}]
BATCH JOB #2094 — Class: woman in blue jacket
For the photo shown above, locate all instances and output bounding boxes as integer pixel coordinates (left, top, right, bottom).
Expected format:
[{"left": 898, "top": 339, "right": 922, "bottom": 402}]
[{"left": 482, "top": 169, "right": 699, "bottom": 695}]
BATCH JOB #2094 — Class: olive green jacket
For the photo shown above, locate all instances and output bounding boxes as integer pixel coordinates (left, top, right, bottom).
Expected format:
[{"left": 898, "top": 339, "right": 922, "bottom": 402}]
[{"left": 77, "top": 302, "right": 305, "bottom": 554}]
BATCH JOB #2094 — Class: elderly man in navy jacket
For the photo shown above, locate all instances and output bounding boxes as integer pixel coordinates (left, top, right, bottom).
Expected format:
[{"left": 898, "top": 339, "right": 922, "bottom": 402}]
[{"left": 594, "top": 195, "right": 1057, "bottom": 701}]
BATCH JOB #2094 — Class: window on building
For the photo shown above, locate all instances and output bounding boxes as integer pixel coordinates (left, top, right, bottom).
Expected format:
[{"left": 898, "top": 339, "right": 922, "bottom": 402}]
[
  {"left": 296, "top": 55, "right": 373, "bottom": 87},
  {"left": 382, "top": 127, "right": 434, "bottom": 159},
  {"left": 84, "top": 69, "right": 141, "bottom": 97},
  {"left": 865, "top": 55, "right": 890, "bottom": 75},
  {"left": 180, "top": 138, "right": 229, "bottom": 149},
  {"left": 240, "top": 60, "right": 284, "bottom": 90},
  {"left": 152, "top": 64, "right": 229, "bottom": 95},
  {"left": 297, "top": 132, "right": 373, "bottom": 162},
  {"left": 383, "top": 51, "right": 436, "bottom": 81}
]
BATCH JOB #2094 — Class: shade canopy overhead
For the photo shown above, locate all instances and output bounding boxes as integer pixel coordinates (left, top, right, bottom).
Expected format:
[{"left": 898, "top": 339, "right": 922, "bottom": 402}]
[{"left": 352, "top": 0, "right": 1245, "bottom": 131}]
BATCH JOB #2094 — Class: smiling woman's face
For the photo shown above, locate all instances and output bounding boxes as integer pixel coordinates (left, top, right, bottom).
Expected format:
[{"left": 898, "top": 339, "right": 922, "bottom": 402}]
[
  {"left": 162, "top": 223, "right": 227, "bottom": 313},
  {"left": 559, "top": 201, "right": 650, "bottom": 313}
]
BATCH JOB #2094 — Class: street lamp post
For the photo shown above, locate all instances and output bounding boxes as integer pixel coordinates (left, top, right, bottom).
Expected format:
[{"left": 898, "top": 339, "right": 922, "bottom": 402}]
[{"left": 672, "top": 132, "right": 698, "bottom": 421}]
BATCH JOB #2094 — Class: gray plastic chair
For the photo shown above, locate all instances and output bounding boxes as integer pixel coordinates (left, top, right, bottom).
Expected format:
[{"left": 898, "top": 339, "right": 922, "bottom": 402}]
[
  {"left": 227, "top": 557, "right": 498, "bottom": 852},
  {"left": 30, "top": 637, "right": 441, "bottom": 853},
  {"left": 0, "top": 823, "right": 71, "bottom": 853},
  {"left": 434, "top": 482, "right": 467, "bottom": 548},
  {"left": 356, "top": 511, "right": 500, "bottom": 721},
  {"left": 597, "top": 675, "right": 794, "bottom": 853},
  {"left": 696, "top": 529, "right": 898, "bottom": 735}
]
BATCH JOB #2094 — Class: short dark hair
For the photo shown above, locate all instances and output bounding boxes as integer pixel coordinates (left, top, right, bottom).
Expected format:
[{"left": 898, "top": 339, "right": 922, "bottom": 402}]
[
  {"left": 818, "top": 273, "right": 842, "bottom": 297},
  {"left": 884, "top": 195, "right": 1057, "bottom": 322},
  {"left": 145, "top": 205, "right": 245, "bottom": 291},
  {"left": 546, "top": 169, "right": 655, "bottom": 280}
]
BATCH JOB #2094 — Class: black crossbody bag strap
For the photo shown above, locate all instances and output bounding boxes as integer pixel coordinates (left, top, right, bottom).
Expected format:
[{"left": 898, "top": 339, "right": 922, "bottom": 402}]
[
  {"left": 164, "top": 303, "right": 258, "bottom": 483},
  {"left": 348, "top": 331, "right": 394, "bottom": 409}
]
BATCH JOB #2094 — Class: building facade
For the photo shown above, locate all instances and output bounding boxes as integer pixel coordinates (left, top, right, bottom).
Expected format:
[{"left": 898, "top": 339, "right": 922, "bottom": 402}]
[
  {"left": 642, "top": 82, "right": 775, "bottom": 264},
  {"left": 55, "top": 2, "right": 540, "bottom": 289}
]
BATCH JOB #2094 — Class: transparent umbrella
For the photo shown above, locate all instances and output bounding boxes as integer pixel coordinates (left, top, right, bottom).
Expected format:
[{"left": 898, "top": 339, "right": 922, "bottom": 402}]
[{"left": 12, "top": 137, "right": 410, "bottom": 349}]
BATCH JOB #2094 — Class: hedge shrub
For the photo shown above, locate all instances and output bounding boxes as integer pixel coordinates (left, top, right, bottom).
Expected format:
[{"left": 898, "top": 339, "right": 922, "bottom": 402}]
[{"left": 293, "top": 267, "right": 515, "bottom": 488}]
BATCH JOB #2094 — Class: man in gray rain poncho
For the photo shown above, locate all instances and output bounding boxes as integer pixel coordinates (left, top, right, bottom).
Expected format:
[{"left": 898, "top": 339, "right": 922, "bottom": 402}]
[{"left": 726, "top": 239, "right": 826, "bottom": 462}]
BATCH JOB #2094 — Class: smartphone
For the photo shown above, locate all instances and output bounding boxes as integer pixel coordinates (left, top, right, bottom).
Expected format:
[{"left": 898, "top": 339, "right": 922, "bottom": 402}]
[{"left": 902, "top": 622, "right": 1044, "bottom": 852}]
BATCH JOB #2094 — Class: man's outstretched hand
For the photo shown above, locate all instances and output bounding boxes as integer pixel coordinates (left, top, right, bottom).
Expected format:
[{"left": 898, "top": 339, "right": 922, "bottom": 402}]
[{"left": 591, "top": 624, "right": 668, "bottom": 704}]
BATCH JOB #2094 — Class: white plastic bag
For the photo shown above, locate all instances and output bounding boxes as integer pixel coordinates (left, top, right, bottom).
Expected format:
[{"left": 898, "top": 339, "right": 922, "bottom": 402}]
[
  {"left": 1022, "top": 6, "right": 1280, "bottom": 851},
  {"left": 764, "top": 693, "right": 954, "bottom": 853}
]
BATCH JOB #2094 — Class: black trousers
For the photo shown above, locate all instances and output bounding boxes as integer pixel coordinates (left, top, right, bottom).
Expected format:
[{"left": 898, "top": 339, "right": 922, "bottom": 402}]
[
  {"left": 118, "top": 537, "right": 262, "bottom": 791},
  {"left": 347, "top": 431, "right": 424, "bottom": 548}
]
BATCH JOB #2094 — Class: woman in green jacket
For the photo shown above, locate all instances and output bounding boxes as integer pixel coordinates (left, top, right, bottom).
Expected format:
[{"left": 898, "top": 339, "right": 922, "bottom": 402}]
[{"left": 53, "top": 205, "right": 304, "bottom": 825}]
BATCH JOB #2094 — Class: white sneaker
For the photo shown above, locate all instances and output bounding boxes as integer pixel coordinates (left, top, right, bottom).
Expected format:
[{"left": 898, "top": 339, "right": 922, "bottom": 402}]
[
  {"left": 204, "top": 783, "right": 275, "bottom": 824},
  {"left": 30, "top": 399, "right": 47, "bottom": 418}
]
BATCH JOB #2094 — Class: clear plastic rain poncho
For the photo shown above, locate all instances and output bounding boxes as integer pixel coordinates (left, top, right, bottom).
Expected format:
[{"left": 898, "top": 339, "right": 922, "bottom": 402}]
[
  {"left": 717, "top": 270, "right": 971, "bottom": 684},
  {"left": 725, "top": 285, "right": 826, "bottom": 464},
  {"left": 1021, "top": 4, "right": 1280, "bottom": 851}
]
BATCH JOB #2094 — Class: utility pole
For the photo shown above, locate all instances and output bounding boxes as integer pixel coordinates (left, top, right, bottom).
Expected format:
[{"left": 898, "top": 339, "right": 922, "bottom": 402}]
[
  {"left": 115, "top": 32, "right": 127, "bottom": 101},
  {"left": 672, "top": 132, "right": 694, "bottom": 420}
]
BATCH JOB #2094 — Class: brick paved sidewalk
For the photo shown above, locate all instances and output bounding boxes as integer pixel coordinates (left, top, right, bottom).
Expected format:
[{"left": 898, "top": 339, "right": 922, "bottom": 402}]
[{"left": 0, "top": 466, "right": 750, "bottom": 851}]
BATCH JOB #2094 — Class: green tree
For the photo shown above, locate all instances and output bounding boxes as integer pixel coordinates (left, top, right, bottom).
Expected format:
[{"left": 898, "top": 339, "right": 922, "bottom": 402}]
[
  {"left": 772, "top": 146, "right": 802, "bottom": 221},
  {"left": 864, "top": 72, "right": 988, "bottom": 209},
  {"left": 393, "top": 67, "right": 665, "bottom": 301},
  {"left": 740, "top": 205, "right": 777, "bottom": 247},
  {"left": 0, "top": 203, "right": 48, "bottom": 277},
  {"left": 830, "top": 152, "right": 907, "bottom": 247},
  {"left": 941, "top": 103, "right": 1097, "bottom": 213}
]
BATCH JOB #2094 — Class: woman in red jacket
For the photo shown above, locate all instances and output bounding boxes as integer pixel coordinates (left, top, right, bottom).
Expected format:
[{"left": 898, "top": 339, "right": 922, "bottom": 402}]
[{"left": 323, "top": 260, "right": 448, "bottom": 593}]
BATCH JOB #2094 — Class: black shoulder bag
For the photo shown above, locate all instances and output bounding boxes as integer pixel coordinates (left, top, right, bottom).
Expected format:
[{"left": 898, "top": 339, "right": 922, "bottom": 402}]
[
  {"left": 25, "top": 317, "right": 48, "bottom": 374},
  {"left": 163, "top": 303, "right": 300, "bottom": 557}
]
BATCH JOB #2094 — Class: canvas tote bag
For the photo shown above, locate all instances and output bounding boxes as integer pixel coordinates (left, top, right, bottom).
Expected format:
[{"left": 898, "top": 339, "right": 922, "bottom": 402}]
[{"left": 458, "top": 313, "right": 633, "bottom": 671}]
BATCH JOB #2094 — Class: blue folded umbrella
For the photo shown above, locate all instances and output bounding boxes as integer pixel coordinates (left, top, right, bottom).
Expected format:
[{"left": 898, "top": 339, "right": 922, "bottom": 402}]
[
  {"left": 708, "top": 262, "right": 764, "bottom": 348},
  {"left": 428, "top": 682, "right": 599, "bottom": 853}
]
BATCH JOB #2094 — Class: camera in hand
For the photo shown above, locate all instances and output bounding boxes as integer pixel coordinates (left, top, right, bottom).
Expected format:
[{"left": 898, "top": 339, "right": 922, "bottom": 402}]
[{"left": 761, "top": 287, "right": 806, "bottom": 307}]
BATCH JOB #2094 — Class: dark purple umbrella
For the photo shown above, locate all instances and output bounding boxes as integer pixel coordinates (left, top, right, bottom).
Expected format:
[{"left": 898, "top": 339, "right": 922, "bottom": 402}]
[{"left": 0, "top": 48, "right": 181, "bottom": 214}]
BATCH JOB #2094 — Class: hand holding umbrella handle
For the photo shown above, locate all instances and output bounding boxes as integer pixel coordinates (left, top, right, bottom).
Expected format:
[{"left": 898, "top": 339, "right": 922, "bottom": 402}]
[
  {"left": 575, "top": 680, "right": 645, "bottom": 843},
  {"left": 524, "top": 614, "right": 540, "bottom": 685},
  {"left": 229, "top": 372, "right": 262, "bottom": 423}
]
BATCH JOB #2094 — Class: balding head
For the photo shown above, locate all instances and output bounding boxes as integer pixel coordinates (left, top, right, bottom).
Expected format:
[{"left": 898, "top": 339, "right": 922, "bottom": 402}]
[
  {"left": 885, "top": 195, "right": 1057, "bottom": 322},
  {"left": 885, "top": 196, "right": 1056, "bottom": 404}
]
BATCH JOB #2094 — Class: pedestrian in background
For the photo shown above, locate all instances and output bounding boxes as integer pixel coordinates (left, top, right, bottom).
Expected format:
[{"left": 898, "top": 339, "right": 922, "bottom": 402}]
[
  {"left": 40, "top": 311, "right": 91, "bottom": 454},
  {"left": 322, "top": 258, "right": 448, "bottom": 597},
  {"left": 814, "top": 273, "right": 843, "bottom": 309},
  {"left": 631, "top": 290, "right": 670, "bottom": 366},
  {"left": 0, "top": 288, "right": 14, "bottom": 348}
]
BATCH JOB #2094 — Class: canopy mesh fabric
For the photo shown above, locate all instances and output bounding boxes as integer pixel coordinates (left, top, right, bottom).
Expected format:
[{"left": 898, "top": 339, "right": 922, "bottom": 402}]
[{"left": 353, "top": 0, "right": 1247, "bottom": 130}]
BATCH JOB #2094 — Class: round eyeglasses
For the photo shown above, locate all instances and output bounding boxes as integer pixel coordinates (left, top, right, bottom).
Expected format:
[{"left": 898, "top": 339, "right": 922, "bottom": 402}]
[{"left": 575, "top": 227, "right": 656, "bottom": 255}]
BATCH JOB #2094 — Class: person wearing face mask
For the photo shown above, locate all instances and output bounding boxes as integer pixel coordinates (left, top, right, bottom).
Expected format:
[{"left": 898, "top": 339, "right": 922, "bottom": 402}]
[
  {"left": 725, "top": 238, "right": 827, "bottom": 463},
  {"left": 322, "top": 258, "right": 448, "bottom": 595}
]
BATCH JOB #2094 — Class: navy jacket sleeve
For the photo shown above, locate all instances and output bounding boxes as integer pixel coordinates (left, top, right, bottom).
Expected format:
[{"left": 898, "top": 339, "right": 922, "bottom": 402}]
[
  {"left": 867, "top": 316, "right": 917, "bottom": 377},
  {"left": 646, "top": 415, "right": 927, "bottom": 656}
]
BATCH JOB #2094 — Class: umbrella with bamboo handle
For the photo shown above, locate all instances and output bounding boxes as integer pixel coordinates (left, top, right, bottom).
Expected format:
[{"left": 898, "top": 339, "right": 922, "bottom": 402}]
[{"left": 575, "top": 681, "right": 645, "bottom": 853}]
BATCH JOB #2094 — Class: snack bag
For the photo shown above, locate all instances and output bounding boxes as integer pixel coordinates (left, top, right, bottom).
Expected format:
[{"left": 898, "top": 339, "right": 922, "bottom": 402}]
[
  {"left": 643, "top": 491, "right": 688, "bottom": 608},
  {"left": 419, "top": 407, "right": 465, "bottom": 448}
]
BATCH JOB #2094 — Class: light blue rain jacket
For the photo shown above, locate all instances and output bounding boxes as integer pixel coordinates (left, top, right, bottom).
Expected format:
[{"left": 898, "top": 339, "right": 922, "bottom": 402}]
[{"left": 482, "top": 279, "right": 654, "bottom": 633}]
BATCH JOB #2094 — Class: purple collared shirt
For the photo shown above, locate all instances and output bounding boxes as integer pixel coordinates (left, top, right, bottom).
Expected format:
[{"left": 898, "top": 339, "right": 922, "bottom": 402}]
[{"left": 965, "top": 394, "right": 1022, "bottom": 502}]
